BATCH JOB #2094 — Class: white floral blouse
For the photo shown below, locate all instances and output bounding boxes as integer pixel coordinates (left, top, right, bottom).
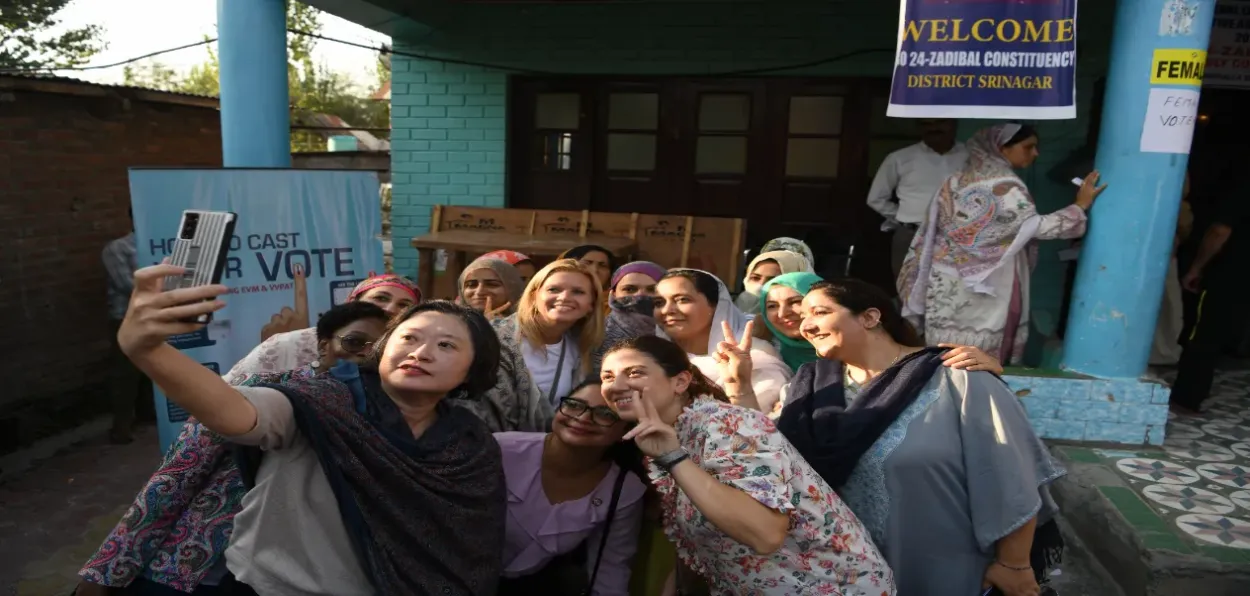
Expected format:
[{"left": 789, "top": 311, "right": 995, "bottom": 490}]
[{"left": 649, "top": 397, "right": 895, "bottom": 596}]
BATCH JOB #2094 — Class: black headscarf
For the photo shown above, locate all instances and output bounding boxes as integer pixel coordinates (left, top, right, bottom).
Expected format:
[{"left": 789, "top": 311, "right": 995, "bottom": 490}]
[{"left": 775, "top": 347, "right": 947, "bottom": 489}]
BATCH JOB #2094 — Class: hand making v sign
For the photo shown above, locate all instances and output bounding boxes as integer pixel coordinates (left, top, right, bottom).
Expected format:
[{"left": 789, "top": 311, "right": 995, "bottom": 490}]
[
  {"left": 621, "top": 387, "right": 681, "bottom": 458},
  {"left": 481, "top": 295, "right": 512, "bottom": 322},
  {"left": 713, "top": 319, "right": 758, "bottom": 409},
  {"left": 259, "top": 264, "right": 310, "bottom": 342}
]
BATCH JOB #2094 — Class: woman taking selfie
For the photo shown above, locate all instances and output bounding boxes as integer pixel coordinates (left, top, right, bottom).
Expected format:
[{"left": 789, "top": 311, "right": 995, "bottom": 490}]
[
  {"left": 497, "top": 381, "right": 646, "bottom": 596},
  {"left": 490, "top": 260, "right": 605, "bottom": 420},
  {"left": 111, "top": 265, "right": 506, "bottom": 595},
  {"left": 78, "top": 301, "right": 392, "bottom": 595},
  {"left": 776, "top": 279, "right": 1064, "bottom": 596},
  {"left": 599, "top": 335, "right": 893, "bottom": 595},
  {"left": 654, "top": 269, "right": 791, "bottom": 413}
]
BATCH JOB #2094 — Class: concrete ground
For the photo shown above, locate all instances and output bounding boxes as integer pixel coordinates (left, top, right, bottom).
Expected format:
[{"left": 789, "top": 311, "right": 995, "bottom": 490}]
[
  {"left": 0, "top": 425, "right": 160, "bottom": 596},
  {"left": 0, "top": 423, "right": 1123, "bottom": 596}
]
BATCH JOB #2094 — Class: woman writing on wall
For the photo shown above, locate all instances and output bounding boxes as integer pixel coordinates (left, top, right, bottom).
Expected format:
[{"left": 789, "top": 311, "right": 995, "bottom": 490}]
[{"left": 899, "top": 123, "right": 1105, "bottom": 364}]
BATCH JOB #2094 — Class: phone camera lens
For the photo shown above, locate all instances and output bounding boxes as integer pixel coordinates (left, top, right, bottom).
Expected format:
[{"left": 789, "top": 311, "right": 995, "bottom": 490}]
[{"left": 181, "top": 214, "right": 200, "bottom": 239}]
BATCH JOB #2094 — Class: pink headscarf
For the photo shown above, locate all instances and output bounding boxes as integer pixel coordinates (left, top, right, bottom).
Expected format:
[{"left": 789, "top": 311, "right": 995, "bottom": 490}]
[
  {"left": 347, "top": 273, "right": 422, "bottom": 302},
  {"left": 480, "top": 250, "right": 532, "bottom": 265}
]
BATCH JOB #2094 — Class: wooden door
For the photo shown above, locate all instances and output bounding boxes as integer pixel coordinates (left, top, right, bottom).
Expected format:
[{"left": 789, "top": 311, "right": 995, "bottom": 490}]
[
  {"left": 591, "top": 82, "right": 674, "bottom": 214},
  {"left": 510, "top": 81, "right": 594, "bottom": 211}
]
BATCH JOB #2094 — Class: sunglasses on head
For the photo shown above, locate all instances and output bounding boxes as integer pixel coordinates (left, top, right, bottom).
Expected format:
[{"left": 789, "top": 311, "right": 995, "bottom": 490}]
[{"left": 557, "top": 396, "right": 621, "bottom": 427}]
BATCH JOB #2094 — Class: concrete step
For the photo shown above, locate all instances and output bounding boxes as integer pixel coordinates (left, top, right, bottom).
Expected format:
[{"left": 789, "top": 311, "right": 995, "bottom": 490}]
[{"left": 1051, "top": 446, "right": 1250, "bottom": 596}]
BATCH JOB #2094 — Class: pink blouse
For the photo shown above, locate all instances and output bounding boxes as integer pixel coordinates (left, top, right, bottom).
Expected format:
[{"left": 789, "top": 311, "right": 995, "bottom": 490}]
[{"left": 496, "top": 432, "right": 646, "bottom": 596}]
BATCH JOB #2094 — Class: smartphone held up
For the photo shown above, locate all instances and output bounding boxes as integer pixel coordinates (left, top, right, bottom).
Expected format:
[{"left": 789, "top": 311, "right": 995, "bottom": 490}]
[{"left": 163, "top": 210, "right": 237, "bottom": 324}]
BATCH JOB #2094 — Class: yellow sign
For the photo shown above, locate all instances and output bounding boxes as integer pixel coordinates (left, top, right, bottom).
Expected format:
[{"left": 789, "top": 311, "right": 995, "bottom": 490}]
[{"left": 1151, "top": 49, "right": 1207, "bottom": 86}]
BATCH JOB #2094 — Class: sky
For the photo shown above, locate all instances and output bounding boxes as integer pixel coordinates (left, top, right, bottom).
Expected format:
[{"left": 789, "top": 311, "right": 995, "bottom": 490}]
[{"left": 51, "top": 0, "right": 391, "bottom": 92}]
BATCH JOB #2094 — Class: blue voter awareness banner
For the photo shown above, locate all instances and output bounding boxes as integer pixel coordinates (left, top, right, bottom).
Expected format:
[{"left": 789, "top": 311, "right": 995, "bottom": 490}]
[
  {"left": 888, "top": 0, "right": 1079, "bottom": 119},
  {"left": 129, "top": 169, "right": 385, "bottom": 452}
]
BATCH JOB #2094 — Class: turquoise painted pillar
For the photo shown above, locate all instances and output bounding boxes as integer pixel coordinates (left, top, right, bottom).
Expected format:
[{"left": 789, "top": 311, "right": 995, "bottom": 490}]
[
  {"left": 1061, "top": 0, "right": 1216, "bottom": 378},
  {"left": 217, "top": 0, "right": 290, "bottom": 167}
]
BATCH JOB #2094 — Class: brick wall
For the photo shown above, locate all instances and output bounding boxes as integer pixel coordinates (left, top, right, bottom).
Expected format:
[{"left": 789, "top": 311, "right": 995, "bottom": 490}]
[
  {"left": 0, "top": 88, "right": 221, "bottom": 454},
  {"left": 389, "top": 0, "right": 1115, "bottom": 328},
  {"left": 389, "top": 61, "right": 508, "bottom": 273}
]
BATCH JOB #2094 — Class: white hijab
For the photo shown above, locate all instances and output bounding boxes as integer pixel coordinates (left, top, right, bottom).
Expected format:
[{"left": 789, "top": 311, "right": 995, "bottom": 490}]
[
  {"left": 656, "top": 268, "right": 792, "bottom": 413},
  {"left": 656, "top": 268, "right": 753, "bottom": 356}
]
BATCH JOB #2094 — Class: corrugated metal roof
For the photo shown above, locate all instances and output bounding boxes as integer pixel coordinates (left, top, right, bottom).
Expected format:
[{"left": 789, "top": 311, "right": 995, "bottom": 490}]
[{"left": 0, "top": 72, "right": 220, "bottom": 105}]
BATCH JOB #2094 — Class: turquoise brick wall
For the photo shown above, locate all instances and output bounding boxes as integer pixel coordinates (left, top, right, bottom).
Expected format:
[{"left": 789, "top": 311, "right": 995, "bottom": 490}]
[
  {"left": 390, "top": 0, "right": 1116, "bottom": 331},
  {"left": 388, "top": 58, "right": 508, "bottom": 273}
]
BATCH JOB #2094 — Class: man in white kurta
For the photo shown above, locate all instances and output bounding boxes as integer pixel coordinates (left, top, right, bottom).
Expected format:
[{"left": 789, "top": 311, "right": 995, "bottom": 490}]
[{"left": 866, "top": 119, "right": 968, "bottom": 280}]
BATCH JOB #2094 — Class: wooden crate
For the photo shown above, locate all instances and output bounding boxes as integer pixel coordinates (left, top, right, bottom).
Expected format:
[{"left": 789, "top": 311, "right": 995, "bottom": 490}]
[{"left": 425, "top": 206, "right": 747, "bottom": 295}]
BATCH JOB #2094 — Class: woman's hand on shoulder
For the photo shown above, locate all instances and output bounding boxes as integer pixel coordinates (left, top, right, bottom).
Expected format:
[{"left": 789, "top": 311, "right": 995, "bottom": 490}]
[
  {"left": 118, "top": 264, "right": 227, "bottom": 359},
  {"left": 939, "top": 344, "right": 1004, "bottom": 375}
]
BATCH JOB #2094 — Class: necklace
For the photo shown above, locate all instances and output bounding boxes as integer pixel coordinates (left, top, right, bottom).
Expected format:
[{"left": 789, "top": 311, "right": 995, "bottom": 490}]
[{"left": 844, "top": 346, "right": 905, "bottom": 387}]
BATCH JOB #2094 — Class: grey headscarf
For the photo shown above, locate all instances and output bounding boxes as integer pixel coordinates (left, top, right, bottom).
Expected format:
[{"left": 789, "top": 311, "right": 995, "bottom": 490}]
[{"left": 458, "top": 257, "right": 525, "bottom": 315}]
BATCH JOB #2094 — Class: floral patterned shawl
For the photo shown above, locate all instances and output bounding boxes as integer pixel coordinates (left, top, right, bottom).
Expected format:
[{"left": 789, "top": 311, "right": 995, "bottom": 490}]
[
  {"left": 78, "top": 367, "right": 314, "bottom": 591},
  {"left": 898, "top": 123, "right": 1044, "bottom": 316}
]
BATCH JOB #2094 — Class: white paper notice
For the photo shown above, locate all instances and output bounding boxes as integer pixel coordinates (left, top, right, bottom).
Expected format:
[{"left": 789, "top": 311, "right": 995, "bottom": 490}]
[{"left": 1140, "top": 88, "right": 1200, "bottom": 154}]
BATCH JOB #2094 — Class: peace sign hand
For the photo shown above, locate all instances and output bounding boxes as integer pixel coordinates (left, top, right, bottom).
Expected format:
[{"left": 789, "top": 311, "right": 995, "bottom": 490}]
[
  {"left": 118, "top": 264, "right": 227, "bottom": 357},
  {"left": 260, "top": 264, "right": 310, "bottom": 342},
  {"left": 482, "top": 295, "right": 512, "bottom": 322},
  {"left": 713, "top": 319, "right": 754, "bottom": 388},
  {"left": 621, "top": 387, "right": 682, "bottom": 458}
]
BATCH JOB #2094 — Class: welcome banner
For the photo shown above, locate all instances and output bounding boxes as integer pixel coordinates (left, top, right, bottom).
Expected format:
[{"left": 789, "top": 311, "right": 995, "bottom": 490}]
[
  {"left": 129, "top": 168, "right": 384, "bottom": 452},
  {"left": 888, "top": 0, "right": 1079, "bottom": 119}
]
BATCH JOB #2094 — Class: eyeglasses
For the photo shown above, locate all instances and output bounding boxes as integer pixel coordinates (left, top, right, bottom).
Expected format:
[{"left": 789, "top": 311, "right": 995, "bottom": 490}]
[
  {"left": 337, "top": 334, "right": 376, "bottom": 353},
  {"left": 557, "top": 397, "right": 621, "bottom": 427}
]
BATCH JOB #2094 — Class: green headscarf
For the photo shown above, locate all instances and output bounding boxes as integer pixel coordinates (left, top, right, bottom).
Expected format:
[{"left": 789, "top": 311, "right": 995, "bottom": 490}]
[{"left": 760, "top": 272, "right": 824, "bottom": 370}]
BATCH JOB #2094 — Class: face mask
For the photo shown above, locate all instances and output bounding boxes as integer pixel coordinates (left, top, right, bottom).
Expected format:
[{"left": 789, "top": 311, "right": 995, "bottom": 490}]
[{"left": 611, "top": 294, "right": 657, "bottom": 316}]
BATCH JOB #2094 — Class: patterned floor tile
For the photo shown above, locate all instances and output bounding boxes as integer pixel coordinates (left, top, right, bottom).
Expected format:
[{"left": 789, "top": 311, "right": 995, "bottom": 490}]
[
  {"left": 1164, "top": 439, "right": 1238, "bottom": 462},
  {"left": 1232, "top": 443, "right": 1250, "bottom": 459},
  {"left": 1142, "top": 484, "right": 1236, "bottom": 514},
  {"left": 1176, "top": 514, "right": 1250, "bottom": 548},
  {"left": 1197, "top": 463, "right": 1250, "bottom": 489},
  {"left": 1201, "top": 422, "right": 1250, "bottom": 443},
  {"left": 1230, "top": 491, "right": 1250, "bottom": 512},
  {"left": 1167, "top": 423, "right": 1205, "bottom": 440},
  {"left": 1116, "top": 458, "right": 1201, "bottom": 484}
]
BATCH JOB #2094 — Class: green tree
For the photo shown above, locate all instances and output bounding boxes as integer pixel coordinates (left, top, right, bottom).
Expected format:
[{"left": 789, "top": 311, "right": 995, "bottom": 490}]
[
  {"left": 122, "top": 1, "right": 390, "bottom": 151},
  {"left": 0, "top": 0, "right": 105, "bottom": 70}
]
